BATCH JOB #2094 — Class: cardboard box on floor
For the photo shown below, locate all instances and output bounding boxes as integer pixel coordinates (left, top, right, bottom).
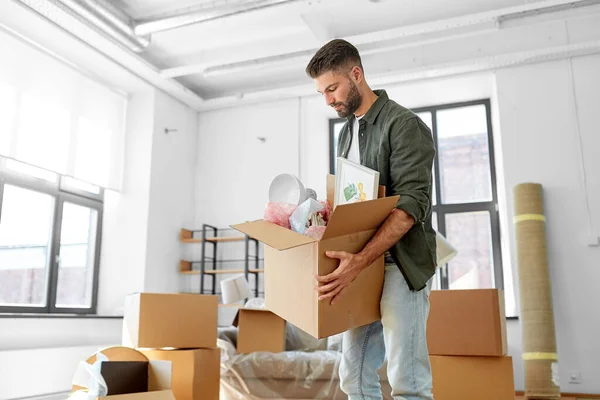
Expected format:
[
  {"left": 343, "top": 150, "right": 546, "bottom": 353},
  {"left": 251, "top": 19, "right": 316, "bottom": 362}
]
[
  {"left": 233, "top": 308, "right": 286, "bottom": 354},
  {"left": 141, "top": 349, "right": 220, "bottom": 400},
  {"left": 233, "top": 175, "right": 398, "bottom": 339},
  {"left": 427, "top": 289, "right": 507, "bottom": 356},
  {"left": 122, "top": 293, "right": 218, "bottom": 349},
  {"left": 71, "top": 346, "right": 174, "bottom": 400},
  {"left": 431, "top": 355, "right": 515, "bottom": 400}
]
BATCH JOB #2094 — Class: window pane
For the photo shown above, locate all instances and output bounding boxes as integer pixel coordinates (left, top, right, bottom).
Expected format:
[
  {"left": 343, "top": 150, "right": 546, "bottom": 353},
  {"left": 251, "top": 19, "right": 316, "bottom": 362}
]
[
  {"left": 431, "top": 168, "right": 437, "bottom": 206},
  {"left": 416, "top": 112, "right": 432, "bottom": 131},
  {"left": 446, "top": 211, "right": 494, "bottom": 290},
  {"left": 436, "top": 105, "right": 493, "bottom": 204},
  {"left": 6, "top": 159, "right": 58, "bottom": 182},
  {"left": 0, "top": 185, "right": 54, "bottom": 307},
  {"left": 430, "top": 212, "right": 441, "bottom": 291},
  {"left": 416, "top": 112, "right": 436, "bottom": 205},
  {"left": 55, "top": 202, "right": 98, "bottom": 308},
  {"left": 331, "top": 121, "right": 345, "bottom": 174}
]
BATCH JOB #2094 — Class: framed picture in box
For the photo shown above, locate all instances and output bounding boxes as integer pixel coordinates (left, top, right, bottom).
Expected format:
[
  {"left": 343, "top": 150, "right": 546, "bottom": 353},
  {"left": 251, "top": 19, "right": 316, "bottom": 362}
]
[{"left": 334, "top": 157, "right": 380, "bottom": 207}]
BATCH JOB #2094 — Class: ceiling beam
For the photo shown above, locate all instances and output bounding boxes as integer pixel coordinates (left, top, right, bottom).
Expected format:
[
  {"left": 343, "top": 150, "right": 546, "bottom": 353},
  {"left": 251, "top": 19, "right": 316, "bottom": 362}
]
[
  {"left": 195, "top": 38, "right": 600, "bottom": 112},
  {"left": 134, "top": 0, "right": 308, "bottom": 36},
  {"left": 160, "top": 0, "right": 600, "bottom": 79}
]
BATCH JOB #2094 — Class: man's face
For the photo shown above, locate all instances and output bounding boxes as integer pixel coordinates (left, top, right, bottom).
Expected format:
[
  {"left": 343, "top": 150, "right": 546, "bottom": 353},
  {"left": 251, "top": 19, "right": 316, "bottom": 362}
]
[{"left": 315, "top": 70, "right": 362, "bottom": 118}]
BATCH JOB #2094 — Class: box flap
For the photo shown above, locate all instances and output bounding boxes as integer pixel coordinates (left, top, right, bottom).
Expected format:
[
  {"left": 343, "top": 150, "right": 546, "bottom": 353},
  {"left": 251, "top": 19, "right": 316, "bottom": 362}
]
[
  {"left": 321, "top": 195, "right": 399, "bottom": 240},
  {"left": 231, "top": 307, "right": 272, "bottom": 327},
  {"left": 231, "top": 220, "right": 317, "bottom": 250},
  {"left": 89, "top": 346, "right": 149, "bottom": 364}
]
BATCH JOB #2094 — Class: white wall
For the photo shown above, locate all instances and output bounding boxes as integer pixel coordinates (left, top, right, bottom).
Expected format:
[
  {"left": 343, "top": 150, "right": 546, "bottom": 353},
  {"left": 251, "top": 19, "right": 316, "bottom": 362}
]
[
  {"left": 495, "top": 54, "right": 600, "bottom": 394},
  {"left": 0, "top": 345, "right": 115, "bottom": 400},
  {"left": 196, "top": 98, "right": 301, "bottom": 227},
  {"left": 144, "top": 90, "right": 199, "bottom": 293},
  {"left": 99, "top": 89, "right": 199, "bottom": 309},
  {"left": 98, "top": 91, "right": 156, "bottom": 316},
  {"left": 185, "top": 98, "right": 300, "bottom": 296}
]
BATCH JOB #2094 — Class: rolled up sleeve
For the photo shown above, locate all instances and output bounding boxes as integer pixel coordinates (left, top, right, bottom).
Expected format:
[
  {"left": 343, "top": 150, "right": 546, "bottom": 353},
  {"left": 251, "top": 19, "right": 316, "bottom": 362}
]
[{"left": 389, "top": 117, "right": 435, "bottom": 224}]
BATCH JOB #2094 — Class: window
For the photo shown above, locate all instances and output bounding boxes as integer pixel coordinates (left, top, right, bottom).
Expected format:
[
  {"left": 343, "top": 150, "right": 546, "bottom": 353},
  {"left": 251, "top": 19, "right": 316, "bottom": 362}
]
[
  {"left": 329, "top": 99, "right": 505, "bottom": 295},
  {"left": 0, "top": 157, "right": 103, "bottom": 314}
]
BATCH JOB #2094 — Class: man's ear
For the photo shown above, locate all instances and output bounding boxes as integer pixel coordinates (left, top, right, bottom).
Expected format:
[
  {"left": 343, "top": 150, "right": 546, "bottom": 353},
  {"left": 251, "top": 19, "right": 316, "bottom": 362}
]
[{"left": 350, "top": 65, "right": 363, "bottom": 84}]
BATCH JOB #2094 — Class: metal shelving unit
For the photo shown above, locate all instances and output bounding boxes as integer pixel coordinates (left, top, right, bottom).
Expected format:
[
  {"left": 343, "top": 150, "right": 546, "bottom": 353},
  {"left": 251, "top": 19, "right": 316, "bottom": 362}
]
[{"left": 180, "top": 224, "right": 263, "bottom": 296}]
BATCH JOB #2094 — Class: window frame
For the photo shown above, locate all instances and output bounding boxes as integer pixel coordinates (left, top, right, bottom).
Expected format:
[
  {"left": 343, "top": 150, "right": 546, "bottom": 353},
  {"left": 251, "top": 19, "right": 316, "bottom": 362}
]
[
  {"left": 0, "top": 157, "right": 103, "bottom": 315},
  {"left": 328, "top": 99, "right": 504, "bottom": 291}
]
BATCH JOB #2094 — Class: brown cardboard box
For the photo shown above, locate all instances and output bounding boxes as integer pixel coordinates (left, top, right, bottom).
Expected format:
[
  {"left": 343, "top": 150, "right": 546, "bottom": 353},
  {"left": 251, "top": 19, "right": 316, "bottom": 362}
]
[
  {"left": 427, "top": 289, "right": 507, "bottom": 356},
  {"left": 123, "top": 293, "right": 218, "bottom": 349},
  {"left": 142, "top": 349, "right": 220, "bottom": 400},
  {"left": 72, "top": 346, "right": 175, "bottom": 400},
  {"left": 233, "top": 177, "right": 398, "bottom": 339},
  {"left": 431, "top": 355, "right": 515, "bottom": 400},
  {"left": 233, "top": 308, "right": 286, "bottom": 354}
]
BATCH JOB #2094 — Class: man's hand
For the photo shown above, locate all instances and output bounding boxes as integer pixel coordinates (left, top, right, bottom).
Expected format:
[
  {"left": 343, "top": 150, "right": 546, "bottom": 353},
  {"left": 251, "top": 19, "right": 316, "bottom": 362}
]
[
  {"left": 314, "top": 251, "right": 367, "bottom": 305},
  {"left": 314, "top": 208, "right": 415, "bottom": 305}
]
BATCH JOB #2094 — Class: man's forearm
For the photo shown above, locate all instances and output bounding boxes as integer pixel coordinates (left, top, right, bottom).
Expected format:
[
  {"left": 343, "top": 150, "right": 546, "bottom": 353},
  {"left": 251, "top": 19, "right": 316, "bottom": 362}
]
[{"left": 355, "top": 208, "right": 415, "bottom": 268}]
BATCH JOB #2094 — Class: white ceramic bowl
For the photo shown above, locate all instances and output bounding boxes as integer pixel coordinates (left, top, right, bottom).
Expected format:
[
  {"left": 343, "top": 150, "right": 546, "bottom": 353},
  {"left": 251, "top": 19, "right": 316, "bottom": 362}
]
[{"left": 269, "top": 173, "right": 306, "bottom": 205}]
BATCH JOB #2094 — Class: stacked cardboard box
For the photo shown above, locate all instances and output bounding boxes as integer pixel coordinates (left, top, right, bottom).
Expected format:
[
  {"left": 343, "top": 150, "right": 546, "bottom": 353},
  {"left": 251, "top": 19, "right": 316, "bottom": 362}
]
[
  {"left": 231, "top": 307, "right": 286, "bottom": 354},
  {"left": 427, "top": 289, "right": 515, "bottom": 400},
  {"left": 122, "top": 293, "right": 221, "bottom": 400}
]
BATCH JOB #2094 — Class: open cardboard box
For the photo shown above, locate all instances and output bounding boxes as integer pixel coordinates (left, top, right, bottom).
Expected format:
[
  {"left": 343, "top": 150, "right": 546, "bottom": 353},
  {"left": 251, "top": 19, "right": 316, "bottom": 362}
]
[
  {"left": 72, "top": 346, "right": 174, "bottom": 400},
  {"left": 232, "top": 175, "right": 399, "bottom": 339}
]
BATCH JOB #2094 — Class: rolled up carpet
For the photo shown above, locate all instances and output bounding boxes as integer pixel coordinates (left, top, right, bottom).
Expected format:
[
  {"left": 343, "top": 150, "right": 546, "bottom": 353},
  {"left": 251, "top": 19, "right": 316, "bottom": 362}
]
[{"left": 513, "top": 183, "right": 560, "bottom": 399}]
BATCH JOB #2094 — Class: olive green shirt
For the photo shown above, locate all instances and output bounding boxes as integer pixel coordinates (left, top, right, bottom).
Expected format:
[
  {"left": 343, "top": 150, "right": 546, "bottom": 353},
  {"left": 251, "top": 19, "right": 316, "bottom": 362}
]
[{"left": 337, "top": 90, "right": 437, "bottom": 291}]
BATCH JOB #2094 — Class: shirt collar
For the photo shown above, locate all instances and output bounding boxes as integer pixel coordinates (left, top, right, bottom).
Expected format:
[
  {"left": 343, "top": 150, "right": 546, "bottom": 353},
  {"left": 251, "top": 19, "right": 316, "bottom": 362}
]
[{"left": 349, "top": 89, "right": 389, "bottom": 124}]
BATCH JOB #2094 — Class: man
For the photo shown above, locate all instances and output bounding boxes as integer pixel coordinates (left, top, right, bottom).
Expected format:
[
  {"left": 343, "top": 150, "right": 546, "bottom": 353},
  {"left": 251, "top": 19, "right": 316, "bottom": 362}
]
[{"left": 306, "top": 39, "right": 437, "bottom": 400}]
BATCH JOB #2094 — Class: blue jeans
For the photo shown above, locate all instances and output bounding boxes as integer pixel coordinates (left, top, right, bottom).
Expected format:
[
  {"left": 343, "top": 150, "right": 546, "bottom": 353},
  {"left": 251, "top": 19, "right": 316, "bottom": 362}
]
[{"left": 339, "top": 264, "right": 433, "bottom": 400}]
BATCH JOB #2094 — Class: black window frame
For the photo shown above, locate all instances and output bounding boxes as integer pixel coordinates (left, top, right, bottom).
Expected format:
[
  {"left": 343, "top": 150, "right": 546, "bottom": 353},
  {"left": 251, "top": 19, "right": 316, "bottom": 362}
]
[
  {"left": 329, "top": 99, "right": 504, "bottom": 291},
  {"left": 0, "top": 156, "right": 103, "bottom": 314}
]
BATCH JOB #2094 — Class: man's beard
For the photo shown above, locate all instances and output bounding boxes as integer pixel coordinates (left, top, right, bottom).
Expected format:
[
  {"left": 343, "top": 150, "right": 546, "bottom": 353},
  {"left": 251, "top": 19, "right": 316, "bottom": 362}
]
[{"left": 332, "top": 81, "right": 362, "bottom": 118}]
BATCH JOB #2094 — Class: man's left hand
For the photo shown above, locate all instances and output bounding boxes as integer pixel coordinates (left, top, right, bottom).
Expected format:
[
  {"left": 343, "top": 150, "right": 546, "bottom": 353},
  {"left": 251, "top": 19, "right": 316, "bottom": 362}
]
[{"left": 314, "top": 251, "right": 367, "bottom": 305}]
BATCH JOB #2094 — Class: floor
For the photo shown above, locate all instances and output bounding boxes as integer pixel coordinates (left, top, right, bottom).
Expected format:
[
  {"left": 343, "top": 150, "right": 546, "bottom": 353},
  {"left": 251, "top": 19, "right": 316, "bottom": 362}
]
[{"left": 515, "top": 396, "right": 599, "bottom": 400}]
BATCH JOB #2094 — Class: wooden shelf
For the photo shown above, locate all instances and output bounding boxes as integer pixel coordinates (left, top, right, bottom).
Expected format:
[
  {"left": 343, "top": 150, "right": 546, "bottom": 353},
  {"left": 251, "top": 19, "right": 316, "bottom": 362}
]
[
  {"left": 180, "top": 269, "right": 263, "bottom": 275},
  {"left": 206, "top": 269, "right": 263, "bottom": 274},
  {"left": 188, "top": 258, "right": 263, "bottom": 263},
  {"left": 205, "top": 236, "right": 246, "bottom": 243},
  {"left": 179, "top": 260, "right": 192, "bottom": 273},
  {"left": 181, "top": 238, "right": 203, "bottom": 243},
  {"left": 180, "top": 225, "right": 262, "bottom": 296},
  {"left": 180, "top": 228, "right": 246, "bottom": 243}
]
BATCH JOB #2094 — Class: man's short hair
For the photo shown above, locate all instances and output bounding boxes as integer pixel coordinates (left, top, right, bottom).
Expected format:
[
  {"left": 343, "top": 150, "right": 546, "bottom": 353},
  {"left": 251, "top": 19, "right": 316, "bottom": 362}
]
[{"left": 305, "top": 39, "right": 363, "bottom": 78}]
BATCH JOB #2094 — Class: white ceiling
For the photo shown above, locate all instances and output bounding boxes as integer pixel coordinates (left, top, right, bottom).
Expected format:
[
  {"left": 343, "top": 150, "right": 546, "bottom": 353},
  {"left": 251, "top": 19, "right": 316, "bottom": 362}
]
[
  {"left": 107, "top": 0, "right": 600, "bottom": 100},
  {"left": 6, "top": 0, "right": 600, "bottom": 110}
]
